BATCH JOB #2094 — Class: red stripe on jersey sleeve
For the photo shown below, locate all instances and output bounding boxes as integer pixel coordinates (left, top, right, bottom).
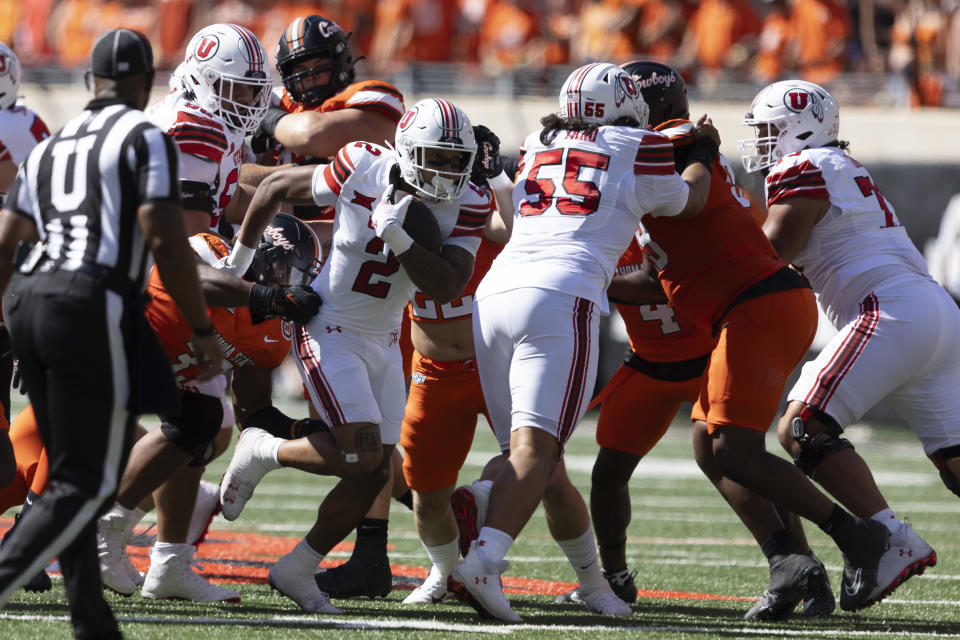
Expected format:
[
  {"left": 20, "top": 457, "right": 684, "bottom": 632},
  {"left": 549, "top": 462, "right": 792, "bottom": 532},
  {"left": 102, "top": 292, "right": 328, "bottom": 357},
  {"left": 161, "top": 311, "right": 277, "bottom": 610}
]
[
  {"left": 175, "top": 140, "right": 225, "bottom": 163},
  {"left": 766, "top": 160, "right": 828, "bottom": 204},
  {"left": 322, "top": 164, "right": 343, "bottom": 196},
  {"left": 450, "top": 227, "right": 485, "bottom": 238}
]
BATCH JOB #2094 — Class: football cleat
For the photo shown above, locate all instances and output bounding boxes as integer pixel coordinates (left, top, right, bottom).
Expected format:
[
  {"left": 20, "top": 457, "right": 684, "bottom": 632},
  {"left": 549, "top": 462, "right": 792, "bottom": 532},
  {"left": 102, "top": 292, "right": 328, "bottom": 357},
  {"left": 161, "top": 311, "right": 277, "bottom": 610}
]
[
  {"left": 97, "top": 513, "right": 138, "bottom": 596},
  {"left": 314, "top": 554, "right": 392, "bottom": 599},
  {"left": 744, "top": 551, "right": 828, "bottom": 621},
  {"left": 402, "top": 566, "right": 452, "bottom": 605},
  {"left": 838, "top": 517, "right": 890, "bottom": 611},
  {"left": 188, "top": 480, "right": 222, "bottom": 546},
  {"left": 603, "top": 567, "right": 638, "bottom": 604},
  {"left": 863, "top": 519, "right": 936, "bottom": 608},
  {"left": 219, "top": 427, "right": 281, "bottom": 521},
  {"left": 578, "top": 584, "right": 633, "bottom": 616},
  {"left": 800, "top": 554, "right": 835, "bottom": 617},
  {"left": 141, "top": 544, "right": 240, "bottom": 603},
  {"left": 270, "top": 552, "right": 342, "bottom": 614},
  {"left": 1, "top": 512, "right": 53, "bottom": 593},
  {"left": 450, "top": 479, "right": 491, "bottom": 558},
  {"left": 449, "top": 541, "right": 521, "bottom": 623}
]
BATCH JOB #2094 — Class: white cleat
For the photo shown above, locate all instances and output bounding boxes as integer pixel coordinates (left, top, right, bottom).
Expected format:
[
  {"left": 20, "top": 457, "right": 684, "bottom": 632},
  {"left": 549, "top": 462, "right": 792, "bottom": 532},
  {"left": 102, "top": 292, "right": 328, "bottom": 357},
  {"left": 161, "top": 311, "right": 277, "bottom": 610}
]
[
  {"left": 219, "top": 428, "right": 281, "bottom": 521},
  {"left": 188, "top": 480, "right": 222, "bottom": 546},
  {"left": 866, "top": 519, "right": 937, "bottom": 606},
  {"left": 449, "top": 541, "right": 521, "bottom": 623},
  {"left": 97, "top": 514, "right": 138, "bottom": 596},
  {"left": 402, "top": 567, "right": 452, "bottom": 605},
  {"left": 269, "top": 551, "right": 342, "bottom": 614},
  {"left": 141, "top": 544, "right": 240, "bottom": 602},
  {"left": 578, "top": 584, "right": 633, "bottom": 616}
]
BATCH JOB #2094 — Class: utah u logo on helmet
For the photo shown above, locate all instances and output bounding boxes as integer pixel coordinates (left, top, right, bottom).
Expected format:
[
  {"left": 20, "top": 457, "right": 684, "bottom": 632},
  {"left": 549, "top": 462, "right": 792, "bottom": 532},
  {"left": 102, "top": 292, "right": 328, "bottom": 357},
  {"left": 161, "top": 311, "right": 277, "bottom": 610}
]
[{"left": 784, "top": 90, "right": 825, "bottom": 123}]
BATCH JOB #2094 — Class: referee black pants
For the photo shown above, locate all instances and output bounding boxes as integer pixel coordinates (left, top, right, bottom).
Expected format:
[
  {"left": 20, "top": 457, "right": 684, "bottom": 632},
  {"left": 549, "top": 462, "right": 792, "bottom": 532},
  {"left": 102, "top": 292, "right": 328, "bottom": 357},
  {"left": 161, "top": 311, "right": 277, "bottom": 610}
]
[{"left": 0, "top": 270, "right": 135, "bottom": 639}]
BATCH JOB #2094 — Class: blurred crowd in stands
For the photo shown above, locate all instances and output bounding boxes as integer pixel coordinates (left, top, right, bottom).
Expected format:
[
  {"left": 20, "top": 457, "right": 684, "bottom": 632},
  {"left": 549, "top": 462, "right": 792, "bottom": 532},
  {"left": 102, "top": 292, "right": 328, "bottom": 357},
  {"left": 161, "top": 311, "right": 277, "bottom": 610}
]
[{"left": 2, "top": 0, "right": 958, "bottom": 107}]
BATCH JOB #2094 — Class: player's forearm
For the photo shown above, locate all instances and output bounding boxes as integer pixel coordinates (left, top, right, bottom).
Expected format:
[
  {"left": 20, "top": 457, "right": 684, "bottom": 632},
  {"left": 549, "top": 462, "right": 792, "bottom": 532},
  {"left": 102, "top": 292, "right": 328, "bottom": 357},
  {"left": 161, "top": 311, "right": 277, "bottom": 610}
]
[
  {"left": 196, "top": 261, "right": 254, "bottom": 308},
  {"left": 607, "top": 270, "right": 668, "bottom": 305},
  {"left": 152, "top": 241, "right": 212, "bottom": 332}
]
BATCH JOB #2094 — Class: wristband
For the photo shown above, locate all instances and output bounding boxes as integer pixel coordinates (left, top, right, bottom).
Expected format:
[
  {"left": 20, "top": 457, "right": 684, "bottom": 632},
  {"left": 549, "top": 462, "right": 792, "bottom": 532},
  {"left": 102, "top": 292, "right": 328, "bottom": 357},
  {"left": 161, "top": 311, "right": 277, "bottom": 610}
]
[
  {"left": 488, "top": 170, "right": 513, "bottom": 191},
  {"left": 379, "top": 224, "right": 414, "bottom": 255},
  {"left": 687, "top": 138, "right": 720, "bottom": 169},
  {"left": 192, "top": 324, "right": 215, "bottom": 338},
  {"left": 249, "top": 283, "right": 278, "bottom": 316},
  {"left": 226, "top": 242, "right": 256, "bottom": 274}
]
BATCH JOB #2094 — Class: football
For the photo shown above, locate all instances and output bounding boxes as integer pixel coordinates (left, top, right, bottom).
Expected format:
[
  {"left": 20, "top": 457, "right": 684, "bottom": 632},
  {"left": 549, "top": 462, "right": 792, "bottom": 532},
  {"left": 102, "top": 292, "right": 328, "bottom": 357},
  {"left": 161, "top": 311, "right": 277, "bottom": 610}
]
[{"left": 402, "top": 196, "right": 442, "bottom": 254}]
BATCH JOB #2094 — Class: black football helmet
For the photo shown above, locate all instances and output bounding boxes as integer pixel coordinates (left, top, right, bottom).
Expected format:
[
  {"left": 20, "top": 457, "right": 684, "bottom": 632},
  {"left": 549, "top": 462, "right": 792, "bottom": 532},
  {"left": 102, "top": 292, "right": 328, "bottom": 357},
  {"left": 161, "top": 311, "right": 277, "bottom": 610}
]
[
  {"left": 620, "top": 61, "right": 689, "bottom": 128},
  {"left": 276, "top": 15, "right": 356, "bottom": 107},
  {"left": 245, "top": 213, "right": 322, "bottom": 287}
]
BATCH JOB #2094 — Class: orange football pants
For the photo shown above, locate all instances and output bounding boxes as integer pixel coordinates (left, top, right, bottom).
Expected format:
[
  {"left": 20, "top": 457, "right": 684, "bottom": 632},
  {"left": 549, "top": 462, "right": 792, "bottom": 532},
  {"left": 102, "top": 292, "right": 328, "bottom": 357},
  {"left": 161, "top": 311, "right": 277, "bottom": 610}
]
[
  {"left": 692, "top": 287, "right": 817, "bottom": 433},
  {"left": 0, "top": 405, "right": 49, "bottom": 513},
  {"left": 400, "top": 350, "right": 491, "bottom": 493}
]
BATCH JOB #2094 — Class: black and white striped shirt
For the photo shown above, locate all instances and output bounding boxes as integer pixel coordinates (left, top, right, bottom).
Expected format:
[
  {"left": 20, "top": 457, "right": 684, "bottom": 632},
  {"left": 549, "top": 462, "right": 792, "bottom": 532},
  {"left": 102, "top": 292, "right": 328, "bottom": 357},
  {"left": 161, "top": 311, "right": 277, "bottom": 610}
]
[{"left": 5, "top": 97, "right": 180, "bottom": 291}]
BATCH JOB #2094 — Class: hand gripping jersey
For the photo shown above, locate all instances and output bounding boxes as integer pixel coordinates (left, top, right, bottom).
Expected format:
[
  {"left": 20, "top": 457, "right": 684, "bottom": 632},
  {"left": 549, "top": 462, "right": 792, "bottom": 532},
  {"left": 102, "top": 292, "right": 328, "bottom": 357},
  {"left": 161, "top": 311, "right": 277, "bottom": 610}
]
[
  {"left": 145, "top": 233, "right": 289, "bottom": 385},
  {"left": 478, "top": 125, "right": 689, "bottom": 314},
  {"left": 409, "top": 235, "right": 502, "bottom": 324},
  {"left": 311, "top": 141, "right": 491, "bottom": 333},
  {"left": 0, "top": 105, "right": 49, "bottom": 167},
  {"left": 148, "top": 89, "right": 250, "bottom": 231},
  {"left": 766, "top": 147, "right": 933, "bottom": 327},
  {"left": 614, "top": 235, "right": 716, "bottom": 362},
  {"left": 638, "top": 119, "right": 784, "bottom": 330},
  {"left": 265, "top": 80, "right": 406, "bottom": 166}
]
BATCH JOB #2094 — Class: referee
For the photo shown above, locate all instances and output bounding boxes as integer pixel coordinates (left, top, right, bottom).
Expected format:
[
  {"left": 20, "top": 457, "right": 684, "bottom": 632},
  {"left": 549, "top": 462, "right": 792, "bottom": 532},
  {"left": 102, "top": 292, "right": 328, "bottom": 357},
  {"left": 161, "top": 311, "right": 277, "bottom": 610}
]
[{"left": 0, "top": 30, "right": 222, "bottom": 639}]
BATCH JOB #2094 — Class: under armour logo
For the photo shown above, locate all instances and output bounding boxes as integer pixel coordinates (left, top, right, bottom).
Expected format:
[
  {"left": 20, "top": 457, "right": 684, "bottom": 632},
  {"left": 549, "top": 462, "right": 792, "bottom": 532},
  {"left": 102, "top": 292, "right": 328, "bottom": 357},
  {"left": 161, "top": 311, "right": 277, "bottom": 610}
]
[
  {"left": 474, "top": 577, "right": 487, "bottom": 585},
  {"left": 326, "top": 325, "right": 342, "bottom": 333},
  {"left": 351, "top": 191, "right": 376, "bottom": 211},
  {"left": 390, "top": 330, "right": 399, "bottom": 346},
  {"left": 478, "top": 540, "right": 486, "bottom": 547}
]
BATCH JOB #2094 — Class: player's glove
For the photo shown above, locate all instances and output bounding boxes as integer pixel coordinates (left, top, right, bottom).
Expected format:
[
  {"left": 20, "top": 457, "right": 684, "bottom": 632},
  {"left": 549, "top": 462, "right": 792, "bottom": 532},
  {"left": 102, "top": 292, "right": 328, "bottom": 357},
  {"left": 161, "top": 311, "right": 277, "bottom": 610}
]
[
  {"left": 249, "top": 283, "right": 322, "bottom": 324},
  {"left": 471, "top": 124, "right": 504, "bottom": 183},
  {"left": 250, "top": 106, "right": 288, "bottom": 154},
  {"left": 372, "top": 186, "right": 414, "bottom": 254}
]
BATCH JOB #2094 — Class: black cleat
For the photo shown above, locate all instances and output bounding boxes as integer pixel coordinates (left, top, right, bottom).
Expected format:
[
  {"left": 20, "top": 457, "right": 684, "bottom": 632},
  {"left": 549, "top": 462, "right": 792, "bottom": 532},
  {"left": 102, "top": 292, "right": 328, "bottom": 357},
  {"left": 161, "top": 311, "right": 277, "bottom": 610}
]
[
  {"left": 314, "top": 555, "right": 392, "bottom": 599},
  {"left": 838, "top": 518, "right": 890, "bottom": 612},
  {"left": 744, "top": 552, "right": 827, "bottom": 621},
  {"left": 603, "top": 567, "right": 638, "bottom": 604},
  {"left": 800, "top": 554, "right": 835, "bottom": 617}
]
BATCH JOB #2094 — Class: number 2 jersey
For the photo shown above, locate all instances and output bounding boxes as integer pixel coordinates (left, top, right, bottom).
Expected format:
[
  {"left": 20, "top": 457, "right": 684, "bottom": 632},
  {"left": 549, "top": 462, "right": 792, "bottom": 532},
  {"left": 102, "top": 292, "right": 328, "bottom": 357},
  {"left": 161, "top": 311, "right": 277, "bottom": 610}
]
[
  {"left": 147, "top": 88, "right": 250, "bottom": 231},
  {"left": 766, "top": 147, "right": 933, "bottom": 327},
  {"left": 144, "top": 233, "right": 289, "bottom": 385},
  {"left": 310, "top": 141, "right": 494, "bottom": 333},
  {"left": 477, "top": 125, "right": 689, "bottom": 314}
]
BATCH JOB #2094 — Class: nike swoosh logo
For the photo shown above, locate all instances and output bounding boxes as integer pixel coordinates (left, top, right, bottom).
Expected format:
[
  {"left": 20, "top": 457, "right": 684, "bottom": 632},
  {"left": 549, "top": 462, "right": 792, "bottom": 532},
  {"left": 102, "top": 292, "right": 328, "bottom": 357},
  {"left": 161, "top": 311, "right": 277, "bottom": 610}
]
[
  {"left": 263, "top": 336, "right": 281, "bottom": 343},
  {"left": 579, "top": 560, "right": 597, "bottom": 570},
  {"left": 844, "top": 568, "right": 863, "bottom": 597}
]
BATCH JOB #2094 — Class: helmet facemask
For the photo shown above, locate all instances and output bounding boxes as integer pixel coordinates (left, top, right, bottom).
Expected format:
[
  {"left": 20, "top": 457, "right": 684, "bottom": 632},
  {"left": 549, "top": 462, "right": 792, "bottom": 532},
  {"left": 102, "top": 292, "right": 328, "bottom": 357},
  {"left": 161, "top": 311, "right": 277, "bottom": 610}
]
[
  {"left": 245, "top": 213, "right": 322, "bottom": 287},
  {"left": 738, "top": 117, "right": 790, "bottom": 173},
  {"left": 399, "top": 141, "right": 476, "bottom": 201},
  {"left": 206, "top": 71, "right": 272, "bottom": 133}
]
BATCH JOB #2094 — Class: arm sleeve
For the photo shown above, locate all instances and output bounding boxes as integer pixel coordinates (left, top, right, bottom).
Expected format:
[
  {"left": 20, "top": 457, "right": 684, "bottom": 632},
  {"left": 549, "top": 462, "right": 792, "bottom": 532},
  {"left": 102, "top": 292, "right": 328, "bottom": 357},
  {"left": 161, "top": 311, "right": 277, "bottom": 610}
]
[{"left": 635, "top": 173, "right": 690, "bottom": 217}]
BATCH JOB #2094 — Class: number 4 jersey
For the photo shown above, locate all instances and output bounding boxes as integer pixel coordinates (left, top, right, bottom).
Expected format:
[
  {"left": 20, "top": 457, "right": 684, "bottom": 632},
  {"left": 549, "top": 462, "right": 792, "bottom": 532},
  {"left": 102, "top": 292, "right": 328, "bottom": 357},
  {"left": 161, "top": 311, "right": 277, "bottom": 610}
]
[
  {"left": 477, "top": 125, "right": 689, "bottom": 314},
  {"left": 766, "top": 147, "right": 933, "bottom": 327},
  {"left": 310, "top": 141, "right": 493, "bottom": 333}
]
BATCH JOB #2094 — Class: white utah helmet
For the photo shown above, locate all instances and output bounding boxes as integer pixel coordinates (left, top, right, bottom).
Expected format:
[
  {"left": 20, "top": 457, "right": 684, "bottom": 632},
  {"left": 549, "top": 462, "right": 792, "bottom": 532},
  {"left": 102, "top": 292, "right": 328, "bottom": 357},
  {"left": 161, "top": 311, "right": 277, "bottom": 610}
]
[
  {"left": 395, "top": 98, "right": 477, "bottom": 201},
  {"left": 738, "top": 80, "right": 840, "bottom": 173},
  {"left": 179, "top": 24, "right": 273, "bottom": 133},
  {"left": 0, "top": 42, "right": 20, "bottom": 110},
  {"left": 559, "top": 62, "right": 648, "bottom": 128}
]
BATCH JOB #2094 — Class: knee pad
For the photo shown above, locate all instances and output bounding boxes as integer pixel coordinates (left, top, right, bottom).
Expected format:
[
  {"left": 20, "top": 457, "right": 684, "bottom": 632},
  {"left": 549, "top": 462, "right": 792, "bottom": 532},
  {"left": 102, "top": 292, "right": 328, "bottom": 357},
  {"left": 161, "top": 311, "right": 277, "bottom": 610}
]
[
  {"left": 790, "top": 407, "right": 853, "bottom": 476},
  {"left": 159, "top": 392, "right": 224, "bottom": 458},
  {"left": 930, "top": 445, "right": 960, "bottom": 499}
]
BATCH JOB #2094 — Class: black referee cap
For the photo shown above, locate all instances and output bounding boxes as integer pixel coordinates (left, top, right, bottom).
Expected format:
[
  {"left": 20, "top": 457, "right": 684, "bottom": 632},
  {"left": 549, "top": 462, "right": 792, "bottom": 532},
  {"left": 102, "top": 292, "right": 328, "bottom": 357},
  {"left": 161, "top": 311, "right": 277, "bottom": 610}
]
[{"left": 90, "top": 29, "right": 154, "bottom": 79}]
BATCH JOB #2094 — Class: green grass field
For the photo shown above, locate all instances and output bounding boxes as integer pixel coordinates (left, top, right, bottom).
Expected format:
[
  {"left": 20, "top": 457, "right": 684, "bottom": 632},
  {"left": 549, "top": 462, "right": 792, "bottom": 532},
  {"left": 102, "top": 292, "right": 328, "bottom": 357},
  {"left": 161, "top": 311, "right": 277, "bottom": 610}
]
[{"left": 2, "top": 398, "right": 958, "bottom": 639}]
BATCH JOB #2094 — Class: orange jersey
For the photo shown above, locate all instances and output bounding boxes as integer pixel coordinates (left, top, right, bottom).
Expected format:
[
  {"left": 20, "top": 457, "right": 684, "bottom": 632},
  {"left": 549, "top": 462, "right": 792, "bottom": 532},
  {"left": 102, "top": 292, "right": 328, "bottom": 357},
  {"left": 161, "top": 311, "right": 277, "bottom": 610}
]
[
  {"left": 277, "top": 80, "right": 405, "bottom": 123},
  {"left": 144, "top": 234, "right": 290, "bottom": 385},
  {"left": 613, "top": 237, "right": 716, "bottom": 362},
  {"left": 638, "top": 119, "right": 785, "bottom": 330},
  {"left": 409, "top": 237, "right": 503, "bottom": 324}
]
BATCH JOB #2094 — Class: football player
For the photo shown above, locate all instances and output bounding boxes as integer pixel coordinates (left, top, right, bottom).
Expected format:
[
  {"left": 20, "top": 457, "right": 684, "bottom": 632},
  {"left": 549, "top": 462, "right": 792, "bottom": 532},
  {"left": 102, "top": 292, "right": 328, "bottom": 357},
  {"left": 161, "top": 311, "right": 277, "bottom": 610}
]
[
  {"left": 96, "top": 214, "right": 323, "bottom": 602},
  {"left": 217, "top": 98, "right": 487, "bottom": 614},
  {"left": 148, "top": 23, "right": 273, "bottom": 236},
  {"left": 569, "top": 61, "right": 833, "bottom": 621},
  {"left": 449, "top": 62, "right": 717, "bottom": 623},
  {"left": 743, "top": 79, "right": 943, "bottom": 609},
  {"left": 0, "top": 42, "right": 49, "bottom": 485}
]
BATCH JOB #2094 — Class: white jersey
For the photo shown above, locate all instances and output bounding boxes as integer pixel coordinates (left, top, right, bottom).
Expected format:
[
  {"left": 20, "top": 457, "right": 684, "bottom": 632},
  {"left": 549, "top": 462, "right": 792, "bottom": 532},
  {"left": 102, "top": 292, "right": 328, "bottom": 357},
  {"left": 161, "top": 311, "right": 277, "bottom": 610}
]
[
  {"left": 766, "top": 147, "right": 933, "bottom": 327},
  {"left": 0, "top": 105, "right": 49, "bottom": 166},
  {"left": 148, "top": 89, "right": 250, "bottom": 230},
  {"left": 477, "top": 125, "right": 688, "bottom": 314},
  {"left": 310, "top": 141, "right": 490, "bottom": 333}
]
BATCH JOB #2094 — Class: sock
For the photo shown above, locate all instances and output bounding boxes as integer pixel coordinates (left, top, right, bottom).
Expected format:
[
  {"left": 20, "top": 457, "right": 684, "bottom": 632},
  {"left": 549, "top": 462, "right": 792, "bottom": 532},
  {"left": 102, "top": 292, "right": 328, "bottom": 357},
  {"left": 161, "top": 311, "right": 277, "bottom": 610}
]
[
  {"left": 354, "top": 518, "right": 388, "bottom": 560},
  {"left": 870, "top": 508, "right": 900, "bottom": 534},
  {"left": 288, "top": 538, "right": 325, "bottom": 570},
  {"left": 476, "top": 526, "right": 513, "bottom": 564},
  {"left": 556, "top": 526, "right": 605, "bottom": 592},
  {"left": 151, "top": 541, "right": 193, "bottom": 562},
  {"left": 423, "top": 537, "right": 460, "bottom": 577},
  {"left": 395, "top": 489, "right": 413, "bottom": 510},
  {"left": 817, "top": 503, "right": 849, "bottom": 536},
  {"left": 256, "top": 433, "right": 283, "bottom": 467},
  {"left": 760, "top": 529, "right": 801, "bottom": 561},
  {"left": 819, "top": 503, "right": 863, "bottom": 553}
]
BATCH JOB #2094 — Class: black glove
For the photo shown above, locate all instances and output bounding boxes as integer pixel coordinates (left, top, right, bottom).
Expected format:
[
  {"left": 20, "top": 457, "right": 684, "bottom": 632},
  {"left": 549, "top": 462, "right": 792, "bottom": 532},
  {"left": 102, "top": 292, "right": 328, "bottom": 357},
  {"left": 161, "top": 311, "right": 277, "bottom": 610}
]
[
  {"left": 471, "top": 124, "right": 504, "bottom": 183},
  {"left": 249, "top": 283, "right": 322, "bottom": 324},
  {"left": 251, "top": 105, "right": 288, "bottom": 154},
  {"left": 11, "top": 359, "right": 25, "bottom": 395}
]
